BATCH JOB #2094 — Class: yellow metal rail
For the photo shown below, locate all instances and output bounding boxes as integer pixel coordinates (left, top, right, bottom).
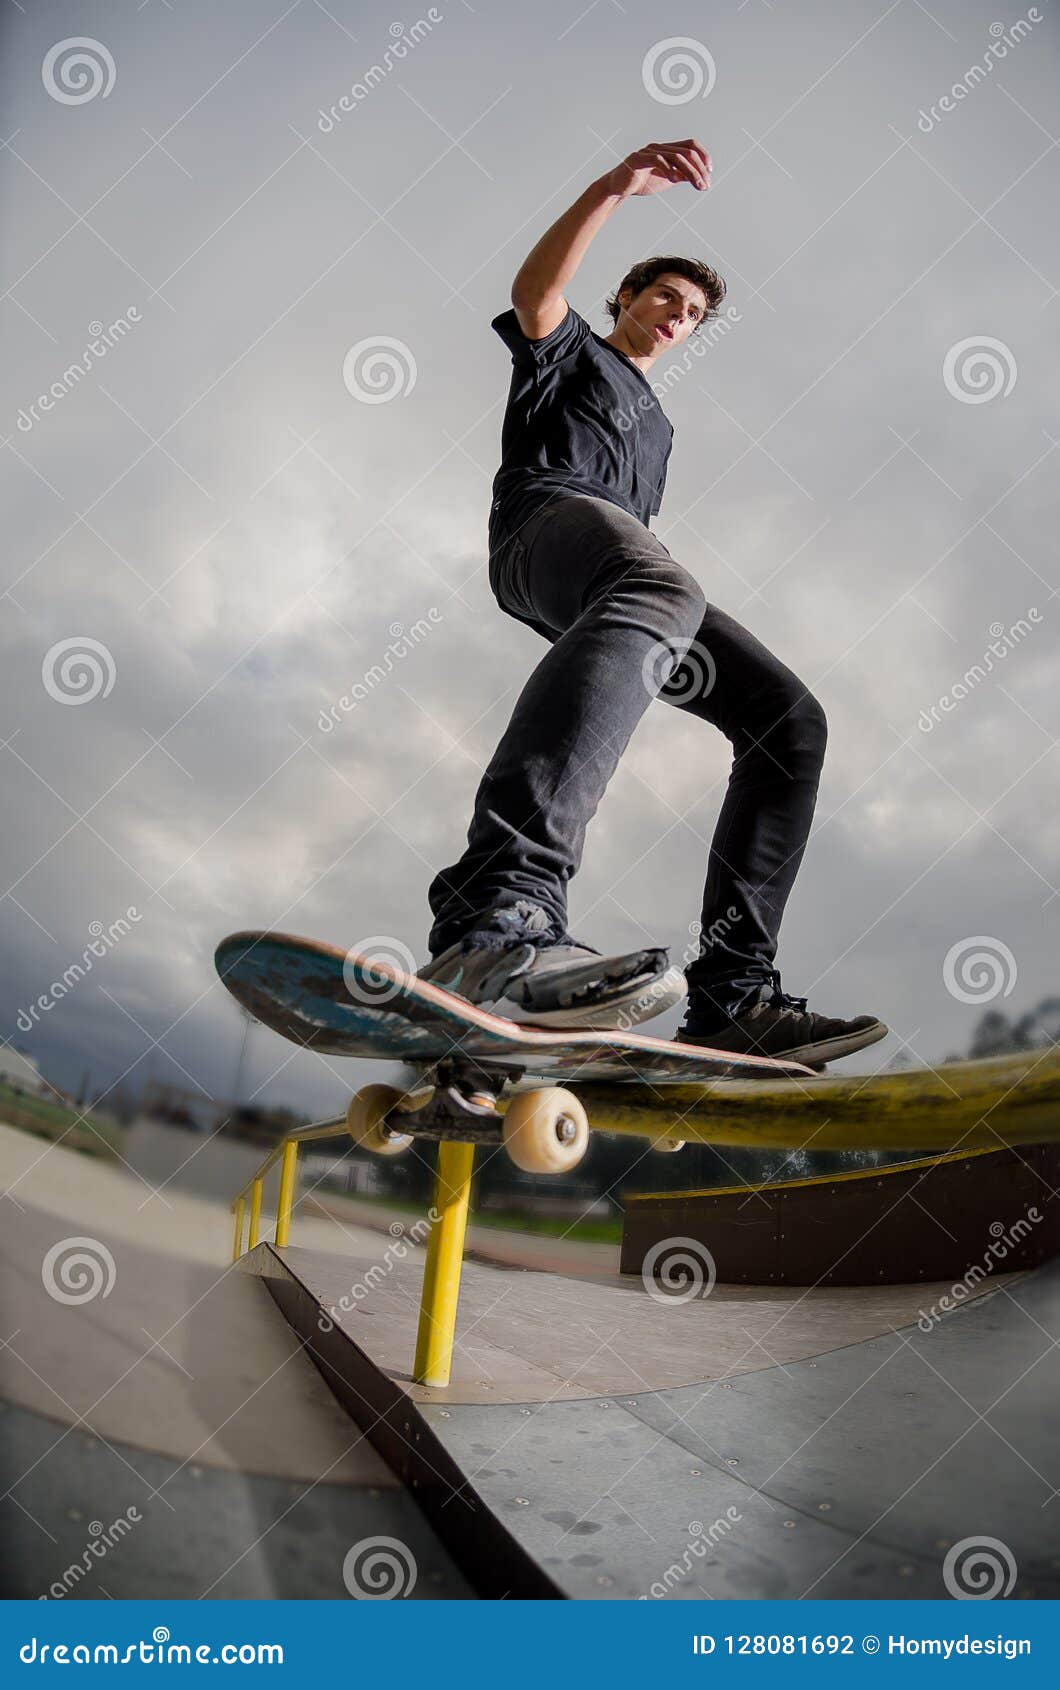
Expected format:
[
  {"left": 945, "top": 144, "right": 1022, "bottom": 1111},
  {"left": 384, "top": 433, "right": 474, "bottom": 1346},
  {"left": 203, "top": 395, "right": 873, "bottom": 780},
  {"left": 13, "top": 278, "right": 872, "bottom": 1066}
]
[
  {"left": 230, "top": 1112, "right": 477, "bottom": 1390},
  {"left": 230, "top": 1115, "right": 347, "bottom": 1263}
]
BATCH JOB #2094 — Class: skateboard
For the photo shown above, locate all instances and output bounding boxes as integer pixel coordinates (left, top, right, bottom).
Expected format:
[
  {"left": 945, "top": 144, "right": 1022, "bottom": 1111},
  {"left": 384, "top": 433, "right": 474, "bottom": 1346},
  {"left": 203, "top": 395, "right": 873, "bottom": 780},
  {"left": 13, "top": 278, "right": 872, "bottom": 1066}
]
[{"left": 215, "top": 931, "right": 814, "bottom": 1173}]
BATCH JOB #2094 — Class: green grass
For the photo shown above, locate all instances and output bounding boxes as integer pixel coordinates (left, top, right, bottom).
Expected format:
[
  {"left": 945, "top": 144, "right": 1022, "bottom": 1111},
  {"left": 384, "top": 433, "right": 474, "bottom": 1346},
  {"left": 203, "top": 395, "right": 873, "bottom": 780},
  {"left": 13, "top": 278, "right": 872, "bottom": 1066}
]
[
  {"left": 0, "top": 1082, "right": 123, "bottom": 1158},
  {"left": 345, "top": 1185, "right": 622, "bottom": 1244}
]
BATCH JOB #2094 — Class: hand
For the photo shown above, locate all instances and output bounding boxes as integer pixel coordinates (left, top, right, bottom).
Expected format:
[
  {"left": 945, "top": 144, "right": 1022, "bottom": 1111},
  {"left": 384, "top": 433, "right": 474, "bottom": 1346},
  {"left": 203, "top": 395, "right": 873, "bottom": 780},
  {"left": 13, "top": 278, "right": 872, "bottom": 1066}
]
[{"left": 604, "top": 139, "right": 712, "bottom": 200}]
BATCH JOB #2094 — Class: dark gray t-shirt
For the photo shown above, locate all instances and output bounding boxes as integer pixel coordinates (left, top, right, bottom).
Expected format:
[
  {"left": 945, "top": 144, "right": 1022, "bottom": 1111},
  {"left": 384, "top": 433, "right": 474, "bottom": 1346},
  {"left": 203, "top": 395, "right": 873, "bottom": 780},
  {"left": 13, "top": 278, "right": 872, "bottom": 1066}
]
[{"left": 489, "top": 304, "right": 673, "bottom": 537}]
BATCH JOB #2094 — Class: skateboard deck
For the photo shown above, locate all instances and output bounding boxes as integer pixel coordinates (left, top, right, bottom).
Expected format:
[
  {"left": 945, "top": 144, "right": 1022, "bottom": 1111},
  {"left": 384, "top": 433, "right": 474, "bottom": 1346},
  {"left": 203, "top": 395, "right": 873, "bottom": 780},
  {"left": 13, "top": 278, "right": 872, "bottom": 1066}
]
[
  {"left": 215, "top": 929, "right": 818, "bottom": 1171},
  {"left": 214, "top": 933, "right": 1060, "bottom": 1164},
  {"left": 214, "top": 930, "right": 813, "bottom": 1085}
]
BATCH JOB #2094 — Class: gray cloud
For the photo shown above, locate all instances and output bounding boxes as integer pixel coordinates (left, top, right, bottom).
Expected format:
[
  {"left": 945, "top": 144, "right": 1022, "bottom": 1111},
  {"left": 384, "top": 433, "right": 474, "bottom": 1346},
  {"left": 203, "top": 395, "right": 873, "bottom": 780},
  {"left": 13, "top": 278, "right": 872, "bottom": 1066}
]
[{"left": 2, "top": 0, "right": 1057, "bottom": 1113}]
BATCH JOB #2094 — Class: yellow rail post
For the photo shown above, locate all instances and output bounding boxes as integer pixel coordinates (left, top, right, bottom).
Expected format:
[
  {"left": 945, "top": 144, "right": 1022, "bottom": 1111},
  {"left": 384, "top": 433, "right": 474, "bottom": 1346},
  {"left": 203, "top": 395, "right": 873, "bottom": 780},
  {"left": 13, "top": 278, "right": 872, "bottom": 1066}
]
[
  {"left": 247, "top": 1177, "right": 263, "bottom": 1249},
  {"left": 231, "top": 1196, "right": 245, "bottom": 1263},
  {"left": 275, "top": 1140, "right": 299, "bottom": 1247},
  {"left": 414, "top": 1139, "right": 476, "bottom": 1389}
]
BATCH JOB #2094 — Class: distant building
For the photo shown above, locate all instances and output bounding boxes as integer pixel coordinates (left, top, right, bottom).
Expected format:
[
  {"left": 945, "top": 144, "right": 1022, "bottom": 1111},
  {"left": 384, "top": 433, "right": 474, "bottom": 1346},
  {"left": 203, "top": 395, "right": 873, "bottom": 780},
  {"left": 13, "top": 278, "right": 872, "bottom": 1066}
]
[{"left": 0, "top": 1048, "right": 43, "bottom": 1091}]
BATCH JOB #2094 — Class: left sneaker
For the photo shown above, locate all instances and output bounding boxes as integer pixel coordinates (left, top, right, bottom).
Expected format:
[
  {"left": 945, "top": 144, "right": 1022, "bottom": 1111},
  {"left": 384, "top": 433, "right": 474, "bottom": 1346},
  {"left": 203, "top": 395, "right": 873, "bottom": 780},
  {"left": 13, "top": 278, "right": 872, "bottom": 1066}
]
[
  {"left": 676, "top": 969, "right": 887, "bottom": 1066},
  {"left": 419, "top": 901, "right": 686, "bottom": 1030}
]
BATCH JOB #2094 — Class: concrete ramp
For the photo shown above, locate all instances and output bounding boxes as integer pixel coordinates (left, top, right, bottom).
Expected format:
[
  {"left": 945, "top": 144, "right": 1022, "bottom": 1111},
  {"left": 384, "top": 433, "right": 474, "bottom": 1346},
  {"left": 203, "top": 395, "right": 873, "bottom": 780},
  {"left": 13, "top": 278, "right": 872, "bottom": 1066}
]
[
  {"left": 243, "top": 1239, "right": 1060, "bottom": 1599},
  {"left": 0, "top": 1130, "right": 472, "bottom": 1600}
]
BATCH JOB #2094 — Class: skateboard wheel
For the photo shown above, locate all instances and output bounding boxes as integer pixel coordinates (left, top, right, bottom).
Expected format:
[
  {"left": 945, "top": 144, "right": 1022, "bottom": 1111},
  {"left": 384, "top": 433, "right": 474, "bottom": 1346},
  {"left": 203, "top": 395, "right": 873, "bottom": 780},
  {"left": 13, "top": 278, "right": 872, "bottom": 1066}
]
[
  {"left": 346, "top": 1084, "right": 414, "bottom": 1156},
  {"left": 502, "top": 1087, "right": 589, "bottom": 1174},
  {"left": 650, "top": 1136, "right": 686, "bottom": 1153}
]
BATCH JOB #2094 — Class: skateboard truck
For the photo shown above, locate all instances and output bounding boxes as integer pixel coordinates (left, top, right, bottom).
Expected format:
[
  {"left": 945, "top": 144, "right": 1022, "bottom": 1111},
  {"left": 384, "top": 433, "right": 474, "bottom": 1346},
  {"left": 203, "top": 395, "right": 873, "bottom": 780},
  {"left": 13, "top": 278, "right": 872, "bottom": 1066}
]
[{"left": 346, "top": 1059, "right": 593, "bottom": 1176}]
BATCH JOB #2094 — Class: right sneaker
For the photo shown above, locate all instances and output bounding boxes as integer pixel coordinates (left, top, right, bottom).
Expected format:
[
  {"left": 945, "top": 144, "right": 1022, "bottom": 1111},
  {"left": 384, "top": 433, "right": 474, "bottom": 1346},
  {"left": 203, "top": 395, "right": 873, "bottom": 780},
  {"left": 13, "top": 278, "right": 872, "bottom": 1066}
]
[
  {"left": 675, "top": 969, "right": 888, "bottom": 1066},
  {"left": 420, "top": 900, "right": 686, "bottom": 1030}
]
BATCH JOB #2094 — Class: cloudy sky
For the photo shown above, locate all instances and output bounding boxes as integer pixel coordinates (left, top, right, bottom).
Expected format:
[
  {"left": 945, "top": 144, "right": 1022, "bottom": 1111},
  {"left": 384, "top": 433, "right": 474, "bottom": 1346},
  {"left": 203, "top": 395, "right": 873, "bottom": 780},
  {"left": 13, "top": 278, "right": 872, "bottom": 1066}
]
[{"left": 1, "top": 0, "right": 1057, "bottom": 1120}]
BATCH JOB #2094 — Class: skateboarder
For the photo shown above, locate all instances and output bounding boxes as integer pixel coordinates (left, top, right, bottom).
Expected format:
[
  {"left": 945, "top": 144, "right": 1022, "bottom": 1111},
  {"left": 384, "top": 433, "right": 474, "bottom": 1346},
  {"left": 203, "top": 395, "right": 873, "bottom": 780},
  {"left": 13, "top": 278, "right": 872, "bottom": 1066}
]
[{"left": 422, "top": 139, "right": 886, "bottom": 1064}]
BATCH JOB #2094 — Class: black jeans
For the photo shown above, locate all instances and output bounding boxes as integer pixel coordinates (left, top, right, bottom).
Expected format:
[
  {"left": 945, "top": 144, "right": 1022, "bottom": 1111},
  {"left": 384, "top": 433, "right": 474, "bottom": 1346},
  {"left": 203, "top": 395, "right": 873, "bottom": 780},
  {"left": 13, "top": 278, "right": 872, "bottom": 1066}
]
[{"left": 427, "top": 495, "right": 828, "bottom": 1021}]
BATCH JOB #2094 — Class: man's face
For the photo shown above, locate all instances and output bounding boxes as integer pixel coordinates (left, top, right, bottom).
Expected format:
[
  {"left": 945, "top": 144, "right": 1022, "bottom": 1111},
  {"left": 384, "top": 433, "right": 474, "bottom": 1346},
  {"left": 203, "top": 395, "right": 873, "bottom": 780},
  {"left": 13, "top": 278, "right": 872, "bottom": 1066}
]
[{"left": 621, "top": 274, "right": 708, "bottom": 352}]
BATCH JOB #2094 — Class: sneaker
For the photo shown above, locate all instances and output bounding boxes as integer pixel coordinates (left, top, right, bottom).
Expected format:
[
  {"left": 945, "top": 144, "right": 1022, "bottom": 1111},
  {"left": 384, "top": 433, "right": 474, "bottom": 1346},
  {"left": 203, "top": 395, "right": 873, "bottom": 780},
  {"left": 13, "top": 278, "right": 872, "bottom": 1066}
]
[
  {"left": 419, "top": 900, "right": 686, "bottom": 1030},
  {"left": 675, "top": 969, "right": 887, "bottom": 1066}
]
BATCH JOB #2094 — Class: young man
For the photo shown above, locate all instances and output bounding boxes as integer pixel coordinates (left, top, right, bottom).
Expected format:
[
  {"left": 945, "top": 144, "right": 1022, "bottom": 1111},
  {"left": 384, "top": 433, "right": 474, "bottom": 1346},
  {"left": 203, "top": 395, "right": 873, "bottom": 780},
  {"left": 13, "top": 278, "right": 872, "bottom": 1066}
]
[{"left": 421, "top": 139, "right": 886, "bottom": 1065}]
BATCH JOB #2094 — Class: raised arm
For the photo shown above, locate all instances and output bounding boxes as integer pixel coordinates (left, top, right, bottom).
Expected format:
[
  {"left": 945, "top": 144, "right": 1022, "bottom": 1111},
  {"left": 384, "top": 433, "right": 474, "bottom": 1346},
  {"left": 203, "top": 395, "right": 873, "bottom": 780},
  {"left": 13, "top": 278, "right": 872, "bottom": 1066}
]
[{"left": 510, "top": 139, "right": 712, "bottom": 340}]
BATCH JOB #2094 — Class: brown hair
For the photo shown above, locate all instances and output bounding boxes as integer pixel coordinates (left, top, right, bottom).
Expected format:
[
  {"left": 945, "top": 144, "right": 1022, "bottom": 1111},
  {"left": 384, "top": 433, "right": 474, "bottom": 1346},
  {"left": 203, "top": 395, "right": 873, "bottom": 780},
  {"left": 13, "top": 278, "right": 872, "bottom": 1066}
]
[{"left": 605, "top": 256, "right": 726, "bottom": 332}]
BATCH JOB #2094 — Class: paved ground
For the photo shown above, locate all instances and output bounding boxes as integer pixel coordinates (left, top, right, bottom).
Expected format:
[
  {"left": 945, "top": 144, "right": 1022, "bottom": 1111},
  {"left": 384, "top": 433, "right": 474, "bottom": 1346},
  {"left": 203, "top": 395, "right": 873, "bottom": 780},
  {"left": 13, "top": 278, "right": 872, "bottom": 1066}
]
[
  {"left": 0, "top": 1123, "right": 471, "bottom": 1599},
  {"left": 9, "top": 1119, "right": 1057, "bottom": 1601}
]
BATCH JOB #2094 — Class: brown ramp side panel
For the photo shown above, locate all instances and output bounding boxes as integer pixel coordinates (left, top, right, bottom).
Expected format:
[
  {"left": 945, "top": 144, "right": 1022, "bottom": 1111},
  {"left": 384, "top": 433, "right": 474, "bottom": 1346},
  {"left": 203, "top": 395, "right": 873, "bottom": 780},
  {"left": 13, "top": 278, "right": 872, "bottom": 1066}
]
[{"left": 622, "top": 1144, "right": 1060, "bottom": 1285}]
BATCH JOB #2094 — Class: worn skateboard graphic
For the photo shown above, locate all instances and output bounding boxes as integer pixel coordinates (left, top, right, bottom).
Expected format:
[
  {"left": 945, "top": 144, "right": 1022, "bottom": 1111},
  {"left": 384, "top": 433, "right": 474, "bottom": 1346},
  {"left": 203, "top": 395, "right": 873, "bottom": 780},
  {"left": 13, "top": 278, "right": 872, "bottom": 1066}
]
[{"left": 215, "top": 930, "right": 813, "bottom": 1172}]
